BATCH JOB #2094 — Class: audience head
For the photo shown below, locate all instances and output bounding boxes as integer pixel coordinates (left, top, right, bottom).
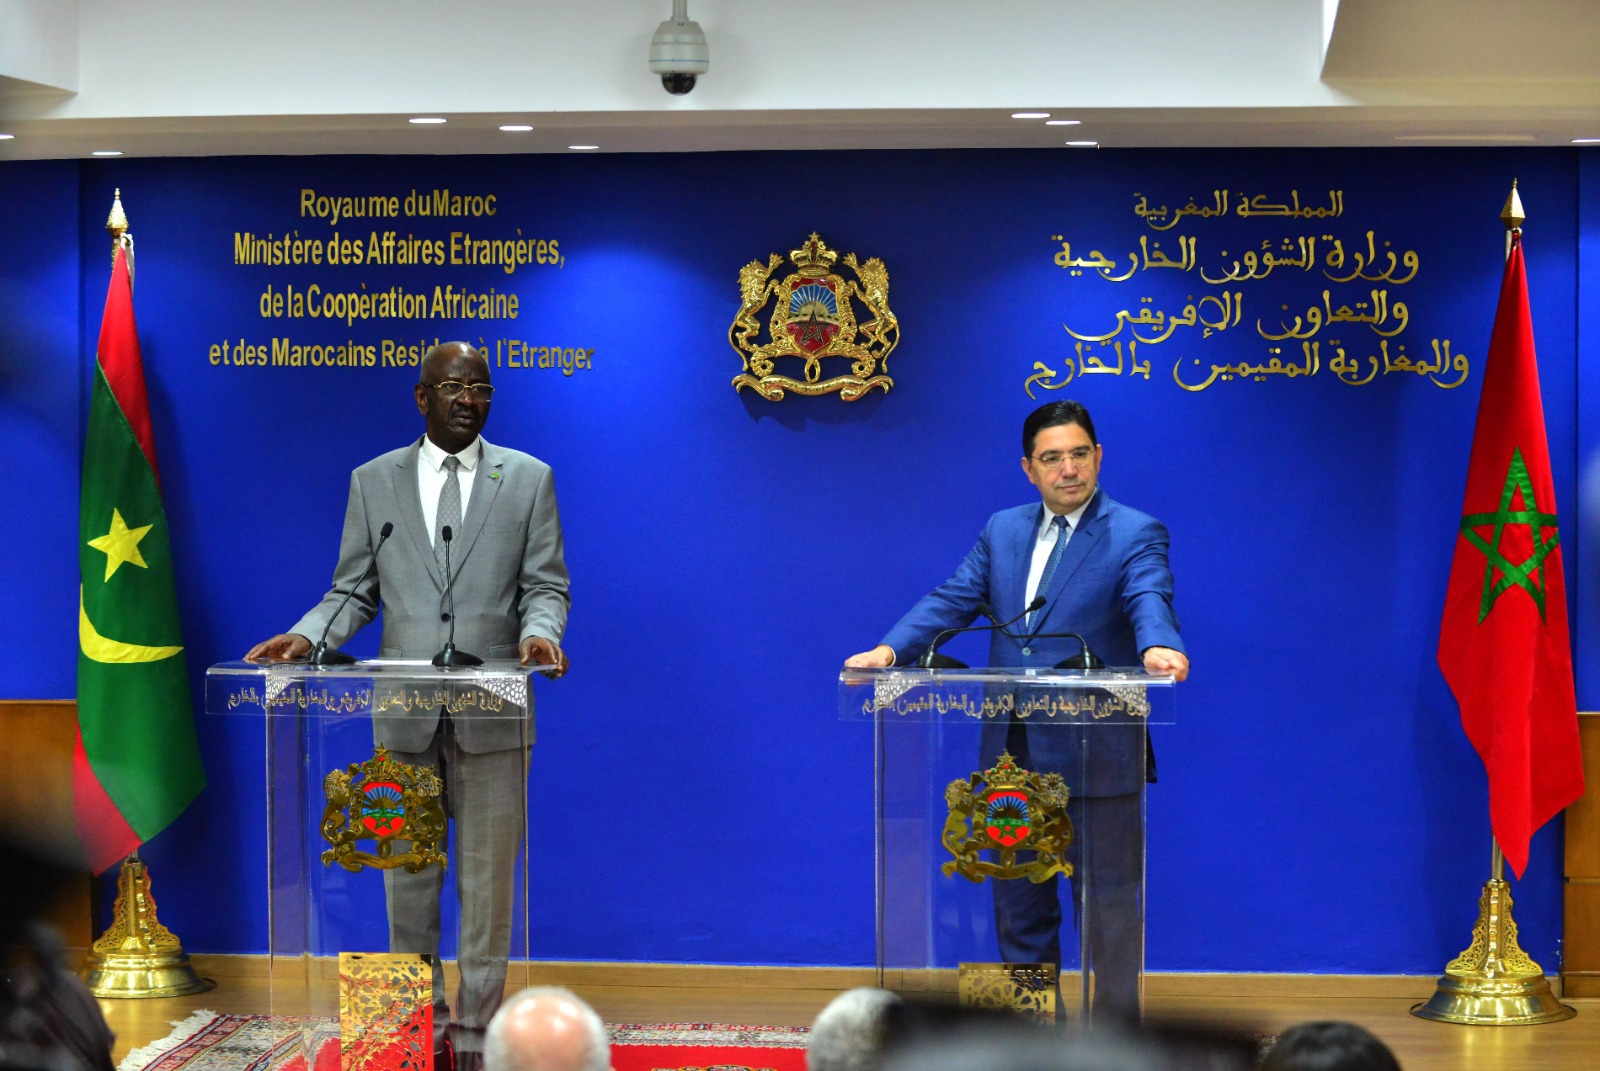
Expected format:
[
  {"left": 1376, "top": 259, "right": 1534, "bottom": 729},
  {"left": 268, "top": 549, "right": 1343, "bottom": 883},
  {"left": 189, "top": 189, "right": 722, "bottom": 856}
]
[
  {"left": 484, "top": 987, "right": 611, "bottom": 1071},
  {"left": 807, "top": 988, "right": 902, "bottom": 1071},
  {"left": 1258, "top": 1021, "right": 1400, "bottom": 1071},
  {"left": 877, "top": 1001, "right": 1260, "bottom": 1071},
  {"left": 882, "top": 1024, "right": 1170, "bottom": 1071}
]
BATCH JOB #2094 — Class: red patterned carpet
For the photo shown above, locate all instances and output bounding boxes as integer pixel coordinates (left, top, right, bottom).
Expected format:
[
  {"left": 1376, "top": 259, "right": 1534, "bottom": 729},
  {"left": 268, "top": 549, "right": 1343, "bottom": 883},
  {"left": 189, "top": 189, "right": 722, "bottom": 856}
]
[
  {"left": 610, "top": 1023, "right": 808, "bottom": 1071},
  {"left": 118, "top": 1012, "right": 809, "bottom": 1071}
]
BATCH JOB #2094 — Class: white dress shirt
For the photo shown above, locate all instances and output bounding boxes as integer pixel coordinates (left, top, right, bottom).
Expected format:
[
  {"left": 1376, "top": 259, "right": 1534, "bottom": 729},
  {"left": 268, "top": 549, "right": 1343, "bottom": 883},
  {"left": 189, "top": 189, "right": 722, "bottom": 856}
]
[{"left": 418, "top": 435, "right": 482, "bottom": 547}]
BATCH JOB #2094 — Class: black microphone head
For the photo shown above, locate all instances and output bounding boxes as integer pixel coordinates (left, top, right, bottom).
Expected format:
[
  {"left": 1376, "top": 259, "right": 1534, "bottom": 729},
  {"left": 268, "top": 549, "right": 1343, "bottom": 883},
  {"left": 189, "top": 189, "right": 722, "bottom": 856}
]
[
  {"left": 976, "top": 602, "right": 995, "bottom": 621},
  {"left": 1028, "top": 594, "right": 1047, "bottom": 611},
  {"left": 379, "top": 522, "right": 395, "bottom": 538},
  {"left": 442, "top": 525, "right": 453, "bottom": 542}
]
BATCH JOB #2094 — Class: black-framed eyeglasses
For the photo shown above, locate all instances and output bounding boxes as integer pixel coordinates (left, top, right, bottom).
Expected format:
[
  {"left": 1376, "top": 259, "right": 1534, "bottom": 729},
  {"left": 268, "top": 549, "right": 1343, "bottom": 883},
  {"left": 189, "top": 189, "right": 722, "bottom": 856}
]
[{"left": 423, "top": 381, "right": 496, "bottom": 401}]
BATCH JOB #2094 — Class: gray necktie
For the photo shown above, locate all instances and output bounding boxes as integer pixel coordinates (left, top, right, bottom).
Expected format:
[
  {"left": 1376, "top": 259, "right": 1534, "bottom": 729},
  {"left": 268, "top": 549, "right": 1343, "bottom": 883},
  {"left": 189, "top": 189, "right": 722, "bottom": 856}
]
[
  {"left": 435, "top": 455, "right": 462, "bottom": 576},
  {"left": 1028, "top": 515, "right": 1071, "bottom": 630}
]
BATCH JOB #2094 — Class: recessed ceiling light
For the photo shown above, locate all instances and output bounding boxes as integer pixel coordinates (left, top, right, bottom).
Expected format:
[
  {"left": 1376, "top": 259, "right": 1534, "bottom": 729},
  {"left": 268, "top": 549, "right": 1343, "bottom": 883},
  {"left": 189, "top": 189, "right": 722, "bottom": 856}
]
[
  {"left": 92, "top": 150, "right": 123, "bottom": 156},
  {"left": 0, "top": 133, "right": 14, "bottom": 140},
  {"left": 1064, "top": 141, "right": 1099, "bottom": 148},
  {"left": 568, "top": 144, "right": 599, "bottom": 151},
  {"left": 1045, "top": 120, "right": 1081, "bottom": 127},
  {"left": 500, "top": 125, "right": 533, "bottom": 132},
  {"left": 1573, "top": 138, "right": 1600, "bottom": 145},
  {"left": 409, "top": 117, "right": 447, "bottom": 125},
  {"left": 1011, "top": 112, "right": 1050, "bottom": 120},
  {"left": 1394, "top": 133, "right": 1533, "bottom": 143}
]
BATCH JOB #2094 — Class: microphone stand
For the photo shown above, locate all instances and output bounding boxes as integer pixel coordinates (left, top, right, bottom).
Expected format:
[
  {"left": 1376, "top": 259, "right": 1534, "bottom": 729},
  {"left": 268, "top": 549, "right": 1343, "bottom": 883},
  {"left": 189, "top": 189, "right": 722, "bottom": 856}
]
[
  {"left": 1024, "top": 632, "right": 1105, "bottom": 671},
  {"left": 984, "top": 614, "right": 1105, "bottom": 672},
  {"left": 432, "top": 525, "right": 483, "bottom": 668},
  {"left": 916, "top": 599, "right": 1044, "bottom": 669},
  {"left": 307, "top": 523, "right": 394, "bottom": 666}
]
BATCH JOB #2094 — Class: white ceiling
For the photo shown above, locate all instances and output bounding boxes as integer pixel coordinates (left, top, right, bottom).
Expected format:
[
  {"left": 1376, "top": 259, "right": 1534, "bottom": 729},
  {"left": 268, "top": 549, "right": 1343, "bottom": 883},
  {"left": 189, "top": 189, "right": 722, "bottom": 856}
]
[{"left": 1, "top": 0, "right": 1597, "bottom": 159}]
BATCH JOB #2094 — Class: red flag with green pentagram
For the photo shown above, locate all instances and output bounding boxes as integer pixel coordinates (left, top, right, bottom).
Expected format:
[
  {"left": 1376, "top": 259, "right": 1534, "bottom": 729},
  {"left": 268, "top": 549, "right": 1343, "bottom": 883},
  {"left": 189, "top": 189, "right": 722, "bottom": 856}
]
[
  {"left": 76, "top": 242, "right": 205, "bottom": 874},
  {"left": 1437, "top": 233, "right": 1583, "bottom": 879}
]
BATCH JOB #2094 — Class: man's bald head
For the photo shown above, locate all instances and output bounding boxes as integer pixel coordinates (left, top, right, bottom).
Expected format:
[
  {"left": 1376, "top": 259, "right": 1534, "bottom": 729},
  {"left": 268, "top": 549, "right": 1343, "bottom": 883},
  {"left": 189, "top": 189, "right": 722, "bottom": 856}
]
[
  {"left": 420, "top": 341, "right": 483, "bottom": 381},
  {"left": 484, "top": 987, "right": 611, "bottom": 1071}
]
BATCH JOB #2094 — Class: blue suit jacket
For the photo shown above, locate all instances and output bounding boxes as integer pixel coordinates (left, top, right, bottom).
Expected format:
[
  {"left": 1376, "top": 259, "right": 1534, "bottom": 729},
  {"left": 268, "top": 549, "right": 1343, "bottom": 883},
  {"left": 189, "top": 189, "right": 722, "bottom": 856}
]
[{"left": 880, "top": 488, "right": 1182, "bottom": 795}]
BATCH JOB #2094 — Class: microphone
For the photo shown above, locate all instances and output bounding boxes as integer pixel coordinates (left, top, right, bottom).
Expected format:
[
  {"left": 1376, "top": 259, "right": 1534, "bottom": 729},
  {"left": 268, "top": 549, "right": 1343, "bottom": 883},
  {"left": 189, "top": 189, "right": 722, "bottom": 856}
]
[
  {"left": 978, "top": 599, "right": 1046, "bottom": 638},
  {"left": 307, "top": 522, "right": 394, "bottom": 666},
  {"left": 917, "top": 596, "right": 1046, "bottom": 669},
  {"left": 432, "top": 525, "right": 483, "bottom": 668},
  {"left": 980, "top": 598, "right": 1106, "bottom": 671}
]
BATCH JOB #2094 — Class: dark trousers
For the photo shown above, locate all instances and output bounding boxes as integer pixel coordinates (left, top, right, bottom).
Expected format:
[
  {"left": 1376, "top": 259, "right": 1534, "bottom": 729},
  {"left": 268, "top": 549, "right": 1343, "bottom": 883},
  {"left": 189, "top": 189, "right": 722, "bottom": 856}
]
[{"left": 996, "top": 721, "right": 1145, "bottom": 1021}]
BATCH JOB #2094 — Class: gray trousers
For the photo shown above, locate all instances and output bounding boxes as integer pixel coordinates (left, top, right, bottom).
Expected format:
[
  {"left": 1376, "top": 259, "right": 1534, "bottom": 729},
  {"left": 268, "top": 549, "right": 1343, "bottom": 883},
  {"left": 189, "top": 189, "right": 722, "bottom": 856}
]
[{"left": 384, "top": 717, "right": 527, "bottom": 1057}]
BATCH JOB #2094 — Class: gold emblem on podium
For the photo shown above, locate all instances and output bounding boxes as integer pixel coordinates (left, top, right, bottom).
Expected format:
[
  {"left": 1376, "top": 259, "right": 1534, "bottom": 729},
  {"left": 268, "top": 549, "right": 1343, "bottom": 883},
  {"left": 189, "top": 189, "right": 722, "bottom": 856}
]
[
  {"left": 729, "top": 233, "right": 898, "bottom": 400},
  {"left": 943, "top": 751, "right": 1072, "bottom": 883},
  {"left": 321, "top": 746, "right": 447, "bottom": 872},
  {"left": 339, "top": 952, "right": 434, "bottom": 1071},
  {"left": 959, "top": 962, "right": 1058, "bottom": 1022}
]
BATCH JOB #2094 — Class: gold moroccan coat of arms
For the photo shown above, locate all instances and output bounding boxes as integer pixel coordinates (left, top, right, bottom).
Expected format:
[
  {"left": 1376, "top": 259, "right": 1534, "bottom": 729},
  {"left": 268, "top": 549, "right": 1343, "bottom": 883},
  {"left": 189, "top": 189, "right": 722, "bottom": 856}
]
[
  {"left": 729, "top": 233, "right": 898, "bottom": 400},
  {"left": 321, "top": 746, "right": 447, "bottom": 873},
  {"left": 943, "top": 751, "right": 1073, "bottom": 884}
]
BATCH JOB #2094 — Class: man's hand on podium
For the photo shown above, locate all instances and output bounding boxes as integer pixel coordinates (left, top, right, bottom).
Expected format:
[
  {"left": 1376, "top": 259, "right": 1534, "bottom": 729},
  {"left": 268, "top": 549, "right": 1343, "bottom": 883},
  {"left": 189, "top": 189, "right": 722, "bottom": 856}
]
[
  {"left": 1141, "top": 645, "right": 1189, "bottom": 681},
  {"left": 844, "top": 644, "right": 895, "bottom": 669},
  {"left": 520, "top": 635, "right": 569, "bottom": 677},
  {"left": 245, "top": 633, "right": 312, "bottom": 663}
]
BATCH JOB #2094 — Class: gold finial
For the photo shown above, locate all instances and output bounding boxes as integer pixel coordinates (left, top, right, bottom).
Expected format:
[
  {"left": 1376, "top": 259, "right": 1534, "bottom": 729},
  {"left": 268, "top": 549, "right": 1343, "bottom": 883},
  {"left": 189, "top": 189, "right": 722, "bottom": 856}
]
[
  {"left": 1500, "top": 180, "right": 1525, "bottom": 231},
  {"left": 105, "top": 189, "right": 133, "bottom": 272},
  {"left": 105, "top": 188, "right": 129, "bottom": 242}
]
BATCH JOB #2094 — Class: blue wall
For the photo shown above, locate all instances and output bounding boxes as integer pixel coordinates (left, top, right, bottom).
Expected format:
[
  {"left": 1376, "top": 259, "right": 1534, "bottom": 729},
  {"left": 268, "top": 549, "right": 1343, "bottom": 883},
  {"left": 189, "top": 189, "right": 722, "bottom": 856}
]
[
  {"left": 4, "top": 147, "right": 1595, "bottom": 973},
  {"left": 2, "top": 161, "right": 81, "bottom": 690}
]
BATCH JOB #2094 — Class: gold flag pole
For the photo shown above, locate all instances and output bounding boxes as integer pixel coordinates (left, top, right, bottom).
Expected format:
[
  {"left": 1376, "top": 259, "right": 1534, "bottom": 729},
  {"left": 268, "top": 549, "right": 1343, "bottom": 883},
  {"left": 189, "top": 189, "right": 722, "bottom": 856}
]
[
  {"left": 80, "top": 191, "right": 214, "bottom": 999},
  {"left": 1412, "top": 182, "right": 1572, "bottom": 1025}
]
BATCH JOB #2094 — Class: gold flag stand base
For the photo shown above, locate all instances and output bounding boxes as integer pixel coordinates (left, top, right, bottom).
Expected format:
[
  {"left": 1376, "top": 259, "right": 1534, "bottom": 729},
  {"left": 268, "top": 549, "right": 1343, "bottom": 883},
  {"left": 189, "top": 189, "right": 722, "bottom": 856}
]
[
  {"left": 82, "top": 856, "right": 215, "bottom": 999},
  {"left": 1412, "top": 871, "right": 1574, "bottom": 1026}
]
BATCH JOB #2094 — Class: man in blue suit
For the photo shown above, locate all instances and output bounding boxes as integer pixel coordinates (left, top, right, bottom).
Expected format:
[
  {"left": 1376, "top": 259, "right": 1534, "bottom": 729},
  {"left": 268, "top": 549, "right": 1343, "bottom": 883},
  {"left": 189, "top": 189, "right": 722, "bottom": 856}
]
[{"left": 845, "top": 400, "right": 1187, "bottom": 1020}]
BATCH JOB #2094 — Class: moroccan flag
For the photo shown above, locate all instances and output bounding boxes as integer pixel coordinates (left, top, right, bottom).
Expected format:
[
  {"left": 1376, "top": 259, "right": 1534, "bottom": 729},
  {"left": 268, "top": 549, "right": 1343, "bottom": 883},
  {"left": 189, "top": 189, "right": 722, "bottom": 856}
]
[
  {"left": 1437, "top": 232, "right": 1583, "bottom": 879},
  {"left": 76, "top": 242, "right": 205, "bottom": 874}
]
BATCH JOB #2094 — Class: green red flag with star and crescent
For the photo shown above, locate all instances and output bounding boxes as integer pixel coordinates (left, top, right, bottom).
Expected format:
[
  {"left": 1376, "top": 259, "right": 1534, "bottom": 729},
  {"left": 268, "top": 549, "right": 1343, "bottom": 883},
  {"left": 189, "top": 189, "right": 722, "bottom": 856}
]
[
  {"left": 1437, "top": 231, "right": 1583, "bottom": 879},
  {"left": 76, "top": 240, "right": 205, "bottom": 874}
]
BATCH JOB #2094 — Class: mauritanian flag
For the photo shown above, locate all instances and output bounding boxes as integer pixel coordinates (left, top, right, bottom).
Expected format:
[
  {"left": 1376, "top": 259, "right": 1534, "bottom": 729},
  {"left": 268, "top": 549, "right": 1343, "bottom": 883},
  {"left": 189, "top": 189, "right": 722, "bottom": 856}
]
[
  {"left": 76, "top": 241, "right": 205, "bottom": 874},
  {"left": 1437, "top": 230, "right": 1583, "bottom": 879}
]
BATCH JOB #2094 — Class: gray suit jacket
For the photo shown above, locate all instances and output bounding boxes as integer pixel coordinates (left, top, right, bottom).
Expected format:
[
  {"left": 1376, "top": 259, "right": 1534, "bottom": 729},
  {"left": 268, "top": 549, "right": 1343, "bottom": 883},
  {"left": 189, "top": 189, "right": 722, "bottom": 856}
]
[{"left": 290, "top": 436, "right": 570, "bottom": 753}]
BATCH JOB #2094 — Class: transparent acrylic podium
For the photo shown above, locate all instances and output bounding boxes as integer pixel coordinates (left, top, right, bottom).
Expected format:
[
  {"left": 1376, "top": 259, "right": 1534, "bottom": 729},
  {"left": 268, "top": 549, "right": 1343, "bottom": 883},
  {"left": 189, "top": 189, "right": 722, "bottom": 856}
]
[
  {"left": 838, "top": 666, "right": 1175, "bottom": 1022},
  {"left": 206, "top": 659, "right": 543, "bottom": 1068}
]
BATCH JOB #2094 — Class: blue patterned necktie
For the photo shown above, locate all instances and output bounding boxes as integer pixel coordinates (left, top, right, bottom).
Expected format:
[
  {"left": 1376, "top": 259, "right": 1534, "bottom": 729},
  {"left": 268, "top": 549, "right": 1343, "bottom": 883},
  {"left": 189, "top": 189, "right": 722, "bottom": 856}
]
[
  {"left": 1028, "top": 514, "right": 1071, "bottom": 630},
  {"left": 434, "top": 455, "right": 462, "bottom": 577}
]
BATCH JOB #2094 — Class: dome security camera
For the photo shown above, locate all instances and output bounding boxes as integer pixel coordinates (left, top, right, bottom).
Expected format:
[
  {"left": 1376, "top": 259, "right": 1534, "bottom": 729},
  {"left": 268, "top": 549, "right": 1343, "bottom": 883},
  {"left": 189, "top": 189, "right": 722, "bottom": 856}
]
[{"left": 649, "top": 1, "right": 708, "bottom": 95}]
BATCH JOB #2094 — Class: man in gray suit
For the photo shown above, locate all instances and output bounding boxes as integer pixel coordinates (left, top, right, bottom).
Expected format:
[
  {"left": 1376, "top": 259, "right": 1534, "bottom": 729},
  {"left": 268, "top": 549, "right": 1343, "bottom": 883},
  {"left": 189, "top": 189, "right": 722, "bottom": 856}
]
[{"left": 247, "top": 341, "right": 570, "bottom": 1071}]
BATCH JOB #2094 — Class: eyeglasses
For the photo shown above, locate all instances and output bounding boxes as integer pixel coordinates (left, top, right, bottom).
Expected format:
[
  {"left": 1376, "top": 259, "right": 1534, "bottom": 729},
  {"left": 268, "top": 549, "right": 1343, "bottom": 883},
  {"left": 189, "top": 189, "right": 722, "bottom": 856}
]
[
  {"left": 1030, "top": 447, "right": 1095, "bottom": 469},
  {"left": 423, "top": 381, "right": 496, "bottom": 401}
]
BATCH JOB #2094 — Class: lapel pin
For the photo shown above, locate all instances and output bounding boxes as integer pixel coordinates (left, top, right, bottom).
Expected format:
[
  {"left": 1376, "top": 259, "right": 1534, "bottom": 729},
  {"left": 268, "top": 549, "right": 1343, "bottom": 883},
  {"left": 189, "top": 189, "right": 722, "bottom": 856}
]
[{"left": 488, "top": 472, "right": 501, "bottom": 481}]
